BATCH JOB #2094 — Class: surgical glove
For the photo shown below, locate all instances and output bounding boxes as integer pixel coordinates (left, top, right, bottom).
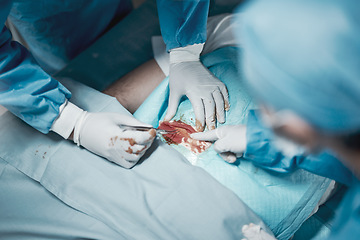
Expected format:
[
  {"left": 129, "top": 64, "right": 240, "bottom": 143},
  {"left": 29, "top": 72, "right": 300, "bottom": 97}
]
[
  {"left": 51, "top": 101, "right": 156, "bottom": 168},
  {"left": 242, "top": 223, "right": 277, "bottom": 240},
  {"left": 191, "top": 125, "right": 246, "bottom": 163},
  {"left": 165, "top": 43, "right": 230, "bottom": 132}
]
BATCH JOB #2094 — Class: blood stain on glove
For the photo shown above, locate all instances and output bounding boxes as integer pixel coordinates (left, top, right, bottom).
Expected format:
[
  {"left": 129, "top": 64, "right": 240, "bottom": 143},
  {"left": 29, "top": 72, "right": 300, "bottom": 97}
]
[
  {"left": 121, "top": 138, "right": 136, "bottom": 146},
  {"left": 158, "top": 120, "right": 211, "bottom": 154},
  {"left": 149, "top": 129, "right": 156, "bottom": 138},
  {"left": 195, "top": 119, "right": 204, "bottom": 132},
  {"left": 110, "top": 137, "right": 136, "bottom": 147},
  {"left": 225, "top": 101, "right": 230, "bottom": 111},
  {"left": 126, "top": 147, "right": 133, "bottom": 154},
  {"left": 109, "top": 136, "right": 118, "bottom": 147}
]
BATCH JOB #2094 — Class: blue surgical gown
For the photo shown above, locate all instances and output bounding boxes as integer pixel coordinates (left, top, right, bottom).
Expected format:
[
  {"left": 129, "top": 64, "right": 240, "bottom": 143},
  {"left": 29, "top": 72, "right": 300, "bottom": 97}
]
[
  {"left": 157, "top": 0, "right": 209, "bottom": 51},
  {"left": 0, "top": 0, "right": 208, "bottom": 134},
  {"left": 244, "top": 110, "right": 360, "bottom": 239}
]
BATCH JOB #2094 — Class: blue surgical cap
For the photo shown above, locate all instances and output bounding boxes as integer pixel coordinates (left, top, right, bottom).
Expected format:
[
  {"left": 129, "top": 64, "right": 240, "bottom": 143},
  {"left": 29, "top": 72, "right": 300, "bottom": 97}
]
[{"left": 237, "top": 0, "right": 360, "bottom": 134}]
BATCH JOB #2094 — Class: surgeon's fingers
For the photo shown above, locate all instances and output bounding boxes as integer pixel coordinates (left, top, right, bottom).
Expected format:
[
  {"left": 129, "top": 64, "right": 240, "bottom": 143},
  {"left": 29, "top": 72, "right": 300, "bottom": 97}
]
[
  {"left": 190, "top": 129, "right": 219, "bottom": 141},
  {"left": 200, "top": 134, "right": 237, "bottom": 163},
  {"left": 115, "top": 141, "right": 149, "bottom": 158},
  {"left": 120, "top": 148, "right": 144, "bottom": 161},
  {"left": 203, "top": 95, "right": 216, "bottom": 130},
  {"left": 187, "top": 94, "right": 205, "bottom": 132},
  {"left": 107, "top": 149, "right": 140, "bottom": 169},
  {"left": 219, "top": 152, "right": 237, "bottom": 163},
  {"left": 164, "top": 90, "right": 182, "bottom": 121},
  {"left": 121, "top": 161, "right": 137, "bottom": 169},
  {"left": 109, "top": 155, "right": 135, "bottom": 169},
  {"left": 126, "top": 145, "right": 149, "bottom": 159},
  {"left": 134, "top": 129, "right": 156, "bottom": 144},
  {"left": 212, "top": 88, "right": 225, "bottom": 124},
  {"left": 214, "top": 138, "right": 238, "bottom": 163},
  {"left": 213, "top": 138, "right": 232, "bottom": 154},
  {"left": 119, "top": 129, "right": 156, "bottom": 145},
  {"left": 190, "top": 129, "right": 219, "bottom": 142},
  {"left": 242, "top": 223, "right": 277, "bottom": 240},
  {"left": 112, "top": 134, "right": 151, "bottom": 152},
  {"left": 219, "top": 84, "right": 230, "bottom": 111}
]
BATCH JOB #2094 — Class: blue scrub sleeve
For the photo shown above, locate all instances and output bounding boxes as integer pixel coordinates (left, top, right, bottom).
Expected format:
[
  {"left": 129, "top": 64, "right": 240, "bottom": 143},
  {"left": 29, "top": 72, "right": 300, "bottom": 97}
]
[
  {"left": 0, "top": 1, "right": 71, "bottom": 134},
  {"left": 243, "top": 110, "right": 354, "bottom": 186},
  {"left": 157, "top": 0, "right": 209, "bottom": 51}
]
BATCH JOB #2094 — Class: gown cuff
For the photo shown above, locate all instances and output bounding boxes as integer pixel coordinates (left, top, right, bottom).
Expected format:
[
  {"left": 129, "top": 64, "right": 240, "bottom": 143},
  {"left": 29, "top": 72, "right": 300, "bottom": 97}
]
[
  {"left": 169, "top": 43, "right": 204, "bottom": 63},
  {"left": 50, "top": 101, "right": 84, "bottom": 139}
]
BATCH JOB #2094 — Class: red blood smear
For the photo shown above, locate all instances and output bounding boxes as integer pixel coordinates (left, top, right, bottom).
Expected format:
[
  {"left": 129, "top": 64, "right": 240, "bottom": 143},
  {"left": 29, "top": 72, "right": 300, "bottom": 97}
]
[{"left": 158, "top": 120, "right": 211, "bottom": 154}]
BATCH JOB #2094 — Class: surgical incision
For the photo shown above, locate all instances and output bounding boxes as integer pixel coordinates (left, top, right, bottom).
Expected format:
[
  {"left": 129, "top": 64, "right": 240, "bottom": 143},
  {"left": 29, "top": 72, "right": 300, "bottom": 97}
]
[{"left": 158, "top": 120, "right": 211, "bottom": 154}]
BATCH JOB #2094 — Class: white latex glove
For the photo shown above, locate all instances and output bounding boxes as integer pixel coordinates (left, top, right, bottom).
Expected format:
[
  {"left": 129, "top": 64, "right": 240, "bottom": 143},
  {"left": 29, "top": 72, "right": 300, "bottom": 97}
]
[
  {"left": 241, "top": 223, "right": 277, "bottom": 240},
  {"left": 165, "top": 43, "right": 230, "bottom": 132},
  {"left": 51, "top": 101, "right": 156, "bottom": 168},
  {"left": 191, "top": 125, "right": 246, "bottom": 163}
]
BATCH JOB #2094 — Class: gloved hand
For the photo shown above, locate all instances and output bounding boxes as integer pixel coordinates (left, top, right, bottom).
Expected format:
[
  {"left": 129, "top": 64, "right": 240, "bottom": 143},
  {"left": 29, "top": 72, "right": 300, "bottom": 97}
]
[
  {"left": 241, "top": 223, "right": 277, "bottom": 240},
  {"left": 164, "top": 43, "right": 230, "bottom": 132},
  {"left": 51, "top": 101, "right": 156, "bottom": 168},
  {"left": 191, "top": 125, "right": 246, "bottom": 163}
]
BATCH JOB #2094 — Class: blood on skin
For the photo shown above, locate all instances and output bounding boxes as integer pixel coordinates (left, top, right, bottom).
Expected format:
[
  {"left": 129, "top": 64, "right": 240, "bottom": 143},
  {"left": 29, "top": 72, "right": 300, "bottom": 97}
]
[{"left": 158, "top": 120, "right": 211, "bottom": 154}]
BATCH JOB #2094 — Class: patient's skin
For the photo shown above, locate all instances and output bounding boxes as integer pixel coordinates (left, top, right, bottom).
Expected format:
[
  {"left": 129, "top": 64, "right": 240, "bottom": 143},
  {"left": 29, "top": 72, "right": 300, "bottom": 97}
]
[{"left": 103, "top": 59, "right": 165, "bottom": 113}]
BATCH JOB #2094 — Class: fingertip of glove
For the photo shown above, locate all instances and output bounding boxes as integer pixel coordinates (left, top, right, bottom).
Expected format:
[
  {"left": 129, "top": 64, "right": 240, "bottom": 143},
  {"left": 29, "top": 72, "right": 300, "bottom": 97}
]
[
  {"left": 149, "top": 129, "right": 156, "bottom": 138},
  {"left": 208, "top": 124, "right": 216, "bottom": 131},
  {"left": 195, "top": 119, "right": 204, "bottom": 132},
  {"left": 121, "top": 160, "right": 137, "bottom": 169},
  {"left": 225, "top": 101, "right": 230, "bottom": 111},
  {"left": 226, "top": 156, "right": 237, "bottom": 164},
  {"left": 219, "top": 152, "right": 237, "bottom": 164},
  {"left": 190, "top": 132, "right": 200, "bottom": 139}
]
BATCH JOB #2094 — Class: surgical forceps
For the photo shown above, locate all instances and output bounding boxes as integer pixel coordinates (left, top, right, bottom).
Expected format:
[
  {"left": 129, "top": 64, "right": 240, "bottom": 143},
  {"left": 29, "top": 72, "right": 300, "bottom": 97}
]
[{"left": 119, "top": 124, "right": 178, "bottom": 135}]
